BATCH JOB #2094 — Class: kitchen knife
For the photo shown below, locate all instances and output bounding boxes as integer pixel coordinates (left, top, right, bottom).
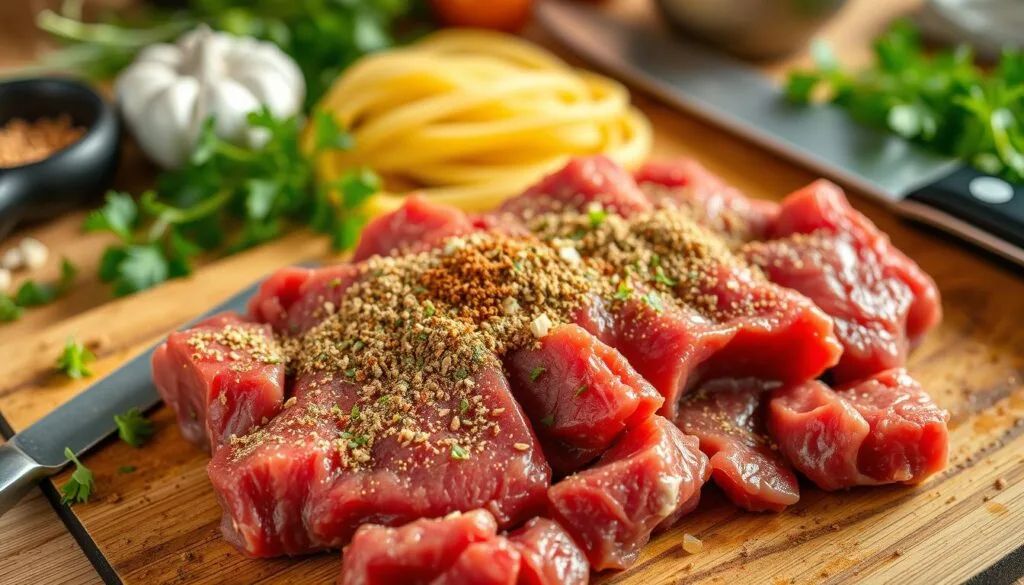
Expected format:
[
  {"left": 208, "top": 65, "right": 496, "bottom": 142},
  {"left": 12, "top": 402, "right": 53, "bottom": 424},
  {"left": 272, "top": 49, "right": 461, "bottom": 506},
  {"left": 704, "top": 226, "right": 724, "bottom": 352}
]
[
  {"left": 536, "top": 0, "right": 1024, "bottom": 267},
  {"left": 0, "top": 279, "right": 261, "bottom": 517}
]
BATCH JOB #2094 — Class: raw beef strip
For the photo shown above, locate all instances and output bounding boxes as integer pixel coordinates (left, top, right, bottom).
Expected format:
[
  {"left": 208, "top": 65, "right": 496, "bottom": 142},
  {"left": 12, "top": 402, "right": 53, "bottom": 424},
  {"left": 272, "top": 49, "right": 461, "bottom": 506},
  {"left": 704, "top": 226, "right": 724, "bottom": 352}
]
[
  {"left": 574, "top": 279, "right": 841, "bottom": 420},
  {"left": 548, "top": 416, "right": 711, "bottom": 570},
  {"left": 429, "top": 539, "right": 521, "bottom": 585},
  {"left": 338, "top": 510, "right": 498, "bottom": 585},
  {"left": 746, "top": 180, "right": 942, "bottom": 382},
  {"left": 249, "top": 264, "right": 361, "bottom": 335},
  {"left": 675, "top": 378, "right": 799, "bottom": 512},
  {"left": 500, "top": 156, "right": 652, "bottom": 218},
  {"left": 209, "top": 367, "right": 550, "bottom": 557},
  {"left": 634, "top": 159, "right": 779, "bottom": 240},
  {"left": 507, "top": 518, "right": 590, "bottom": 585},
  {"left": 767, "top": 368, "right": 949, "bottom": 491},
  {"left": 151, "top": 312, "right": 284, "bottom": 452},
  {"left": 504, "top": 323, "right": 663, "bottom": 475},
  {"left": 354, "top": 194, "right": 475, "bottom": 262}
]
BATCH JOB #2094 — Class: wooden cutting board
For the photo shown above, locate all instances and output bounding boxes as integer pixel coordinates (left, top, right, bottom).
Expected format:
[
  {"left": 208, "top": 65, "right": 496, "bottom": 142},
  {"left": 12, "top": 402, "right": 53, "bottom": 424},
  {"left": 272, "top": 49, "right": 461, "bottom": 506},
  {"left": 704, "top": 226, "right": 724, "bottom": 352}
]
[{"left": 2, "top": 1, "right": 1023, "bottom": 584}]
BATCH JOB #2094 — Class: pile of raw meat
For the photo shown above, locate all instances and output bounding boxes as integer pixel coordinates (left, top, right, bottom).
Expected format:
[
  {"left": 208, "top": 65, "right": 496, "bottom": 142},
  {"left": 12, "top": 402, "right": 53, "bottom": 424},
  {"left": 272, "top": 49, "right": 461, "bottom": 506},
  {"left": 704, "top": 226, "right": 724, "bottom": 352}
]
[{"left": 152, "top": 156, "right": 949, "bottom": 584}]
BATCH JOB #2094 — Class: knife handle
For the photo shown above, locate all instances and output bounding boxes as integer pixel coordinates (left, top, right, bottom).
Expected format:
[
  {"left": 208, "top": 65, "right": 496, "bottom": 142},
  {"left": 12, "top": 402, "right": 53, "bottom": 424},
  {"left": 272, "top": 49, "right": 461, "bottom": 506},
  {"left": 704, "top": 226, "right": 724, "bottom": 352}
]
[
  {"left": 905, "top": 165, "right": 1024, "bottom": 251},
  {"left": 0, "top": 442, "right": 47, "bottom": 517}
]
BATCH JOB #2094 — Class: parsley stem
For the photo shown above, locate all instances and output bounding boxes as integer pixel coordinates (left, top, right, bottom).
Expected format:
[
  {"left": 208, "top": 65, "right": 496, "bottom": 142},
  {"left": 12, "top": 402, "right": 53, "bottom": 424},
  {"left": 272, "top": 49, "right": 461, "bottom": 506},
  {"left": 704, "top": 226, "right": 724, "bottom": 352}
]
[
  {"left": 35, "top": 10, "right": 191, "bottom": 48},
  {"left": 144, "top": 189, "right": 232, "bottom": 242}
]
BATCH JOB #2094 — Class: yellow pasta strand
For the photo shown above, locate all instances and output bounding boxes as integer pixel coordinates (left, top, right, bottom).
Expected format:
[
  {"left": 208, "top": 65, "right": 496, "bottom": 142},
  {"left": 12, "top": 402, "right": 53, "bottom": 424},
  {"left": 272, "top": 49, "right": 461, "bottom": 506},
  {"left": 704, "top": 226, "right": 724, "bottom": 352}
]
[{"left": 307, "top": 30, "right": 653, "bottom": 215}]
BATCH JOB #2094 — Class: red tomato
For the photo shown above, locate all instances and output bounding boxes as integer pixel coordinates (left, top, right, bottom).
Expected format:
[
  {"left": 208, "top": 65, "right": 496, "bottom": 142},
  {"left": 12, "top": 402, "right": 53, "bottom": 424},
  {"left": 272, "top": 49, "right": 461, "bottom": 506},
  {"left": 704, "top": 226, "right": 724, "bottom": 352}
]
[{"left": 431, "top": 0, "right": 534, "bottom": 32}]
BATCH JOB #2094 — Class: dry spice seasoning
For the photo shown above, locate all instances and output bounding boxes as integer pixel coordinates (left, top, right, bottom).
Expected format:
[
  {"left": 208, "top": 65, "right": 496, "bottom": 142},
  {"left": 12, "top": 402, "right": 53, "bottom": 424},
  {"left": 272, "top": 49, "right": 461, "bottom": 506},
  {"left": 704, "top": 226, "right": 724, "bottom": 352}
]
[
  {"left": 231, "top": 205, "right": 780, "bottom": 470},
  {"left": 0, "top": 115, "right": 85, "bottom": 167}
]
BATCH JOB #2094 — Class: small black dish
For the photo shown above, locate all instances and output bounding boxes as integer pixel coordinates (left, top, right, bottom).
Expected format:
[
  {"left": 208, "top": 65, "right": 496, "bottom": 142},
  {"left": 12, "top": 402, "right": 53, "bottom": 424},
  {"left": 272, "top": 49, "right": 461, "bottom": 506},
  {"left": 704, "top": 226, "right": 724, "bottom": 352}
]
[{"left": 0, "top": 77, "right": 120, "bottom": 240}]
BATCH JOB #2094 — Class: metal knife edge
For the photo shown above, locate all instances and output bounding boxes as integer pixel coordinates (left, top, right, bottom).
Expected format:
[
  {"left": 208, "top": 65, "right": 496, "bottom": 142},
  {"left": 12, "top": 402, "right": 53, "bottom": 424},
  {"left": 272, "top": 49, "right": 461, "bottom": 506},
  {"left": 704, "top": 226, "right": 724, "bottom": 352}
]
[{"left": 0, "top": 275, "right": 269, "bottom": 516}]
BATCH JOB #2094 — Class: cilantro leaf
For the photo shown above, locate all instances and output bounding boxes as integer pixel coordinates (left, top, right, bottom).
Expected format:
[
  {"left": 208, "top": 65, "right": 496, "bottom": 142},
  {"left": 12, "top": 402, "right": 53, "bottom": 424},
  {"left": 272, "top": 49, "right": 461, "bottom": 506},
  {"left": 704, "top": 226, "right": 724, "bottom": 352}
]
[
  {"left": 56, "top": 337, "right": 96, "bottom": 379},
  {"left": 450, "top": 444, "right": 470, "bottom": 460},
  {"left": 83, "top": 192, "right": 138, "bottom": 241},
  {"left": 529, "top": 366, "right": 546, "bottom": 382},
  {"left": 114, "top": 407, "right": 154, "bottom": 447},
  {"left": 642, "top": 291, "right": 665, "bottom": 313},
  {"left": 111, "top": 245, "right": 170, "bottom": 297},
  {"left": 314, "top": 110, "right": 354, "bottom": 151},
  {"left": 15, "top": 280, "right": 56, "bottom": 307},
  {"left": 60, "top": 447, "right": 94, "bottom": 506},
  {"left": 613, "top": 281, "right": 632, "bottom": 301},
  {"left": 0, "top": 296, "right": 22, "bottom": 322}
]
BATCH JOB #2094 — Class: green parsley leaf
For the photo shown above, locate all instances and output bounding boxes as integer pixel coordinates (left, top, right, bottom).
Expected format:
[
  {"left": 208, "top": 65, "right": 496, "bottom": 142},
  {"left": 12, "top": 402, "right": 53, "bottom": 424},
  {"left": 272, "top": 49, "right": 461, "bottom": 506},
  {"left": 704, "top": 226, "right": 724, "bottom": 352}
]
[
  {"left": 459, "top": 398, "right": 470, "bottom": 414},
  {"left": 540, "top": 414, "right": 555, "bottom": 427},
  {"left": 83, "top": 192, "right": 138, "bottom": 241},
  {"left": 117, "top": 465, "right": 136, "bottom": 475},
  {"left": 450, "top": 444, "right": 470, "bottom": 460},
  {"left": 454, "top": 367, "right": 468, "bottom": 380},
  {"left": 60, "top": 447, "right": 94, "bottom": 506},
  {"left": 424, "top": 303, "right": 436, "bottom": 318},
  {"left": 613, "top": 281, "right": 632, "bottom": 301},
  {"left": 0, "top": 296, "right": 23, "bottom": 322},
  {"left": 114, "top": 407, "right": 154, "bottom": 447},
  {"left": 588, "top": 207, "right": 608, "bottom": 227},
  {"left": 57, "top": 257, "right": 78, "bottom": 295},
  {"left": 529, "top": 366, "right": 546, "bottom": 382},
  {"left": 351, "top": 405, "right": 361, "bottom": 419},
  {"left": 110, "top": 245, "right": 170, "bottom": 297},
  {"left": 642, "top": 291, "right": 664, "bottom": 313},
  {"left": 653, "top": 269, "right": 678, "bottom": 287},
  {"left": 55, "top": 337, "right": 96, "bottom": 379},
  {"left": 15, "top": 280, "right": 56, "bottom": 307},
  {"left": 313, "top": 110, "right": 354, "bottom": 151},
  {"left": 786, "top": 20, "right": 1024, "bottom": 182}
]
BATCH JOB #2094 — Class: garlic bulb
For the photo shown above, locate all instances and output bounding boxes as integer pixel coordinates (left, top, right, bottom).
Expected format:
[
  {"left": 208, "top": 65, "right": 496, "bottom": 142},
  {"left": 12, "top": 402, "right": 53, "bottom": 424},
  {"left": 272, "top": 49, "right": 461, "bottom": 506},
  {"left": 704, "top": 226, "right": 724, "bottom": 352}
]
[{"left": 115, "top": 26, "right": 305, "bottom": 169}]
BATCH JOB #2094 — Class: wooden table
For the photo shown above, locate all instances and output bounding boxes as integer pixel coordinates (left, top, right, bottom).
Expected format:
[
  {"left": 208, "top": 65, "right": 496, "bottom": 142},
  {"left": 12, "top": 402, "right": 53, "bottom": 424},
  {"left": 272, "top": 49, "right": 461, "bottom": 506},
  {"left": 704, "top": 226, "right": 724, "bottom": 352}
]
[{"left": 4, "top": 0, "right": 1024, "bottom": 584}]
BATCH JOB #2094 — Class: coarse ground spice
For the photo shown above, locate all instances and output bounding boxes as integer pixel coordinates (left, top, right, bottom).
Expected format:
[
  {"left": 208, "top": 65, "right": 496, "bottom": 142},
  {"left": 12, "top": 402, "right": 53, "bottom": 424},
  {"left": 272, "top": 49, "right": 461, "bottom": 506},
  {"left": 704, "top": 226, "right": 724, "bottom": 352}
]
[
  {"left": 231, "top": 205, "right": 778, "bottom": 469},
  {"left": 0, "top": 115, "right": 85, "bottom": 167}
]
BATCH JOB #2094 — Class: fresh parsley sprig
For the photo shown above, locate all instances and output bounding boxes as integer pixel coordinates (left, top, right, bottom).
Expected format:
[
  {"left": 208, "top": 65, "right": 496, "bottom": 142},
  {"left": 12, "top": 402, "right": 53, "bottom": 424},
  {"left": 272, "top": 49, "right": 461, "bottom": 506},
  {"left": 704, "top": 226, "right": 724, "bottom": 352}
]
[
  {"left": 114, "top": 407, "right": 155, "bottom": 447},
  {"left": 56, "top": 337, "right": 96, "bottom": 379},
  {"left": 84, "top": 109, "right": 379, "bottom": 296},
  {"left": 60, "top": 447, "right": 95, "bottom": 506},
  {"left": 786, "top": 22, "right": 1024, "bottom": 182}
]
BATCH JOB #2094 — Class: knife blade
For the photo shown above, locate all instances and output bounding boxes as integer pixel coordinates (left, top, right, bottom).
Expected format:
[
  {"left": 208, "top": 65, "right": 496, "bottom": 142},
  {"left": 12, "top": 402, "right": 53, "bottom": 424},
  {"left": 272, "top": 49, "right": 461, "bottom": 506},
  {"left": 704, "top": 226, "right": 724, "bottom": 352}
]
[
  {"left": 0, "top": 278, "right": 262, "bottom": 516},
  {"left": 536, "top": 0, "right": 1024, "bottom": 267}
]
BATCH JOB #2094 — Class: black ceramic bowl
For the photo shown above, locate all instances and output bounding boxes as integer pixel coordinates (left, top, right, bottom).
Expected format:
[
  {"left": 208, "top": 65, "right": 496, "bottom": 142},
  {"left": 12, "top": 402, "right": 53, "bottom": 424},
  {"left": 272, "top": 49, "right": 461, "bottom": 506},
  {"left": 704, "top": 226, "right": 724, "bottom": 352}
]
[{"left": 0, "top": 77, "right": 120, "bottom": 240}]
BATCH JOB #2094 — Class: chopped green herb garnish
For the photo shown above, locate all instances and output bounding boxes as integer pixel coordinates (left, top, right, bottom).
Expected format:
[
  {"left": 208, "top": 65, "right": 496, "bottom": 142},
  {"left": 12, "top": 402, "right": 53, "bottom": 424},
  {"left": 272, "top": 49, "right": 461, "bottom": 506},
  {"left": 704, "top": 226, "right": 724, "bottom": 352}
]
[
  {"left": 351, "top": 405, "right": 361, "bottom": 419},
  {"left": 588, "top": 207, "right": 608, "bottom": 227},
  {"left": 0, "top": 296, "right": 23, "bottom": 322},
  {"left": 117, "top": 465, "right": 136, "bottom": 475},
  {"left": 541, "top": 414, "right": 555, "bottom": 427},
  {"left": 425, "top": 303, "right": 436, "bottom": 318},
  {"left": 450, "top": 444, "right": 470, "bottom": 460},
  {"left": 642, "top": 291, "right": 665, "bottom": 313},
  {"left": 345, "top": 368, "right": 357, "bottom": 378},
  {"left": 114, "top": 407, "right": 154, "bottom": 447},
  {"left": 575, "top": 384, "right": 588, "bottom": 397},
  {"left": 454, "top": 367, "right": 468, "bottom": 380},
  {"left": 56, "top": 337, "right": 96, "bottom": 379},
  {"left": 653, "top": 268, "right": 678, "bottom": 287},
  {"left": 459, "top": 398, "right": 470, "bottom": 414},
  {"left": 613, "top": 281, "right": 632, "bottom": 301},
  {"left": 60, "top": 448, "right": 94, "bottom": 506},
  {"left": 529, "top": 366, "right": 546, "bottom": 382}
]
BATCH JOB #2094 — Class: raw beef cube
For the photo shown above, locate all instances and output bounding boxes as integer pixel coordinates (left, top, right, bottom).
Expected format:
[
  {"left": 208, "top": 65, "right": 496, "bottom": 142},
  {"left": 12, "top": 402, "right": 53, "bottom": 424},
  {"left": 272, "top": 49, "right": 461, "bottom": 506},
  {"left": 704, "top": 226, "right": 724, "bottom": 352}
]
[
  {"left": 508, "top": 518, "right": 590, "bottom": 585},
  {"left": 575, "top": 273, "right": 842, "bottom": 420},
  {"left": 767, "top": 368, "right": 949, "bottom": 491},
  {"left": 750, "top": 180, "right": 942, "bottom": 381},
  {"left": 247, "top": 266, "right": 315, "bottom": 332},
  {"left": 209, "top": 366, "right": 551, "bottom": 557},
  {"left": 338, "top": 510, "right": 498, "bottom": 585},
  {"left": 257, "top": 264, "right": 362, "bottom": 336},
  {"left": 504, "top": 323, "right": 663, "bottom": 474},
  {"left": 548, "top": 416, "right": 710, "bottom": 570},
  {"left": 429, "top": 539, "right": 521, "bottom": 585},
  {"left": 500, "top": 156, "right": 652, "bottom": 218},
  {"left": 354, "top": 194, "right": 475, "bottom": 261},
  {"left": 675, "top": 379, "right": 799, "bottom": 512},
  {"left": 634, "top": 159, "right": 779, "bottom": 240},
  {"left": 151, "top": 312, "right": 284, "bottom": 452}
]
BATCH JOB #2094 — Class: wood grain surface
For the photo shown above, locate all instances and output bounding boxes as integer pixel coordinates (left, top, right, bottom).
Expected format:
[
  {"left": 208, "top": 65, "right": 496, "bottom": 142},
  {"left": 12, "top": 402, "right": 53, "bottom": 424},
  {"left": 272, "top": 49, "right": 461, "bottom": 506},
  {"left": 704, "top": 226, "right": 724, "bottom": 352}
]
[{"left": 3, "top": 0, "right": 1024, "bottom": 584}]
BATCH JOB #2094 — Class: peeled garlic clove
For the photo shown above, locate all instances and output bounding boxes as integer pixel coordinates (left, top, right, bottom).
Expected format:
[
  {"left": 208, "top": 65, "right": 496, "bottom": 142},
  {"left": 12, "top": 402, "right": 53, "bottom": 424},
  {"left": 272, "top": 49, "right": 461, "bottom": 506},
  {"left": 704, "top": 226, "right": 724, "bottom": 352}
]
[
  {"left": 19, "top": 237, "right": 49, "bottom": 270},
  {"left": 1, "top": 247, "right": 23, "bottom": 270},
  {"left": 0, "top": 268, "right": 10, "bottom": 293}
]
